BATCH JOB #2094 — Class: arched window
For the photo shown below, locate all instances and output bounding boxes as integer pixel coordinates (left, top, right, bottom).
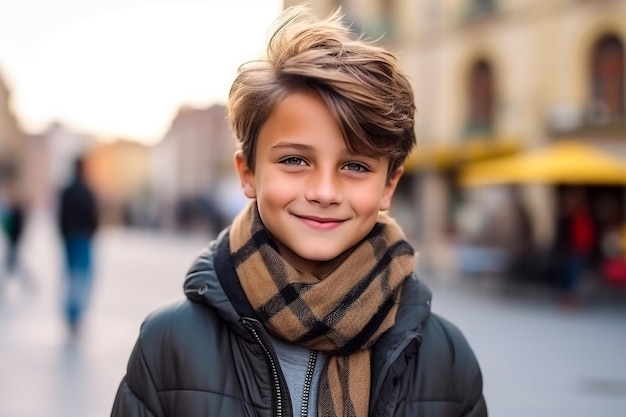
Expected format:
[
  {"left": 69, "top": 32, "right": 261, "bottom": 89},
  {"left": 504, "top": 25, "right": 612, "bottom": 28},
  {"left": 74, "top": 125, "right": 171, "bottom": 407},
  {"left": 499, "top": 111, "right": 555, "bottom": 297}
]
[
  {"left": 380, "top": 0, "right": 395, "bottom": 36},
  {"left": 590, "top": 34, "right": 625, "bottom": 121},
  {"left": 381, "top": 0, "right": 395, "bottom": 14},
  {"left": 464, "top": 0, "right": 496, "bottom": 21},
  {"left": 467, "top": 59, "right": 495, "bottom": 134}
]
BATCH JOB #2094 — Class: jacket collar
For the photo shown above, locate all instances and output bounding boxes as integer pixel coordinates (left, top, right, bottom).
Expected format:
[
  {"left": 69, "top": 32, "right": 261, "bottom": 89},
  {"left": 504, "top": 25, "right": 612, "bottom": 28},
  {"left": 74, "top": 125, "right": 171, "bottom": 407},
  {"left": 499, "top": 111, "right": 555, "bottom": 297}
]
[{"left": 184, "top": 228, "right": 244, "bottom": 326}]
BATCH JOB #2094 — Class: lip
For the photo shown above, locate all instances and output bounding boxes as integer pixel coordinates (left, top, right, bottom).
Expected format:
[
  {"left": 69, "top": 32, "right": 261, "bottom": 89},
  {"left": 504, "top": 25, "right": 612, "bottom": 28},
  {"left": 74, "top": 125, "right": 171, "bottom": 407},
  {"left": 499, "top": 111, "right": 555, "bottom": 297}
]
[{"left": 294, "top": 214, "right": 346, "bottom": 231}]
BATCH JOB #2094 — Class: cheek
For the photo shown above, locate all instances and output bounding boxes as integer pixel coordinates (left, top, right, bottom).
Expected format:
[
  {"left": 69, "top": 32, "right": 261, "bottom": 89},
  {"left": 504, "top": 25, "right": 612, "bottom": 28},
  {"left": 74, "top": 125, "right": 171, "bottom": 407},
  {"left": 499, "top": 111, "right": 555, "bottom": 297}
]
[
  {"left": 354, "top": 196, "right": 384, "bottom": 215},
  {"left": 347, "top": 182, "right": 388, "bottom": 211},
  {"left": 256, "top": 176, "right": 294, "bottom": 204}
]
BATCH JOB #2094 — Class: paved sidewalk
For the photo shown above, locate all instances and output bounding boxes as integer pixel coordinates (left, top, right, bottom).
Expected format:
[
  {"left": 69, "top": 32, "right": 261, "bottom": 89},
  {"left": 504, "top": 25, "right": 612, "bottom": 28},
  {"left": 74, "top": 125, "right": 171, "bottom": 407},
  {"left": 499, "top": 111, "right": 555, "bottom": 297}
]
[
  {"left": 424, "top": 278, "right": 626, "bottom": 417},
  {"left": 0, "top": 211, "right": 207, "bottom": 417}
]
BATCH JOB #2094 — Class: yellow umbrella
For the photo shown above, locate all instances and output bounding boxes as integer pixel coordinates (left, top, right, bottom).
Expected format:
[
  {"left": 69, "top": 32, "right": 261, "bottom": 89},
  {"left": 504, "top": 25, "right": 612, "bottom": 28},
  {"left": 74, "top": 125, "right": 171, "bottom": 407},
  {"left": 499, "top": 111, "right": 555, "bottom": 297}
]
[{"left": 459, "top": 141, "right": 626, "bottom": 186}]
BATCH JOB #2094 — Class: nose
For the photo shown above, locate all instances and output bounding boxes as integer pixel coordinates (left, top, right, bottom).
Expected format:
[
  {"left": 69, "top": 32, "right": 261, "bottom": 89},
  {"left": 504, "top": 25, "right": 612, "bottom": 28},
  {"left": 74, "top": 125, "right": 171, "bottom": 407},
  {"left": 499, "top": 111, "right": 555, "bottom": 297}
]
[{"left": 304, "top": 168, "right": 342, "bottom": 207}]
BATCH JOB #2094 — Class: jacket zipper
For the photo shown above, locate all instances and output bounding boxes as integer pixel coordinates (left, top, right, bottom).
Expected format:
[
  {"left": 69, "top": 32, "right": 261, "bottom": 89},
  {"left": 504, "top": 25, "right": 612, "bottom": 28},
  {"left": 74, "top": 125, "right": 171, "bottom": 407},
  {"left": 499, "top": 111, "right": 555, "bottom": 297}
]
[
  {"left": 300, "top": 350, "right": 318, "bottom": 417},
  {"left": 243, "top": 319, "right": 285, "bottom": 417}
]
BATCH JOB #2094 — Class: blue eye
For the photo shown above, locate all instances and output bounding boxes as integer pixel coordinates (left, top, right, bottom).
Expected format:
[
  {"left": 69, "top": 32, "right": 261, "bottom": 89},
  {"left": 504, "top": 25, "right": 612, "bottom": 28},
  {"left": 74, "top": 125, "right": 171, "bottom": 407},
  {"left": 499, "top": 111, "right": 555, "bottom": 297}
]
[
  {"left": 344, "top": 162, "right": 369, "bottom": 172},
  {"left": 280, "top": 156, "right": 306, "bottom": 166}
]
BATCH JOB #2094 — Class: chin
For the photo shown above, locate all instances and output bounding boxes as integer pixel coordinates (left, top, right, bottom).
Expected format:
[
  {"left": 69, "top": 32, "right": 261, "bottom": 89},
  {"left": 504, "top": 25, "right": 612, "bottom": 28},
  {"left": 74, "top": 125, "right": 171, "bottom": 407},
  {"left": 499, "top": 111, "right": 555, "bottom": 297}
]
[
  {"left": 300, "top": 249, "right": 344, "bottom": 262},
  {"left": 298, "top": 253, "right": 335, "bottom": 262}
]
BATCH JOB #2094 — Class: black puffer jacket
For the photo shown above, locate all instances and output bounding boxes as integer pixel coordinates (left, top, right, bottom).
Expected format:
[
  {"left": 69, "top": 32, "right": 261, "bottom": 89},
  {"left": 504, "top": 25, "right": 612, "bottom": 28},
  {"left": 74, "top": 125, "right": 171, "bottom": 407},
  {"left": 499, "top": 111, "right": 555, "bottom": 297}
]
[{"left": 111, "top": 232, "right": 487, "bottom": 417}]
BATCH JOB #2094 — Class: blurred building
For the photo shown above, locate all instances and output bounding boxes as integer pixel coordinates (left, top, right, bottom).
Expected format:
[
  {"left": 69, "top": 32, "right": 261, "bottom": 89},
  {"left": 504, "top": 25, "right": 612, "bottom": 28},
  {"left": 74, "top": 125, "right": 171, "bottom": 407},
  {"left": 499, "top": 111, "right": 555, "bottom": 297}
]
[
  {"left": 0, "top": 73, "right": 24, "bottom": 184},
  {"left": 88, "top": 139, "right": 150, "bottom": 226},
  {"left": 21, "top": 131, "right": 51, "bottom": 209},
  {"left": 3, "top": 120, "right": 97, "bottom": 218},
  {"left": 26, "top": 123, "right": 96, "bottom": 208},
  {"left": 149, "top": 104, "right": 239, "bottom": 234},
  {"left": 287, "top": 0, "right": 626, "bottom": 281}
]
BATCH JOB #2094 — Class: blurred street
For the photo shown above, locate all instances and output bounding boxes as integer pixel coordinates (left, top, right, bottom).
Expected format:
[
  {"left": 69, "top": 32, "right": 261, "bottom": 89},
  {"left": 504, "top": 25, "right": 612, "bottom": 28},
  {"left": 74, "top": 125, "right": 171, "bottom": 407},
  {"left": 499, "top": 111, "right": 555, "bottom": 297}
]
[{"left": 1, "top": 210, "right": 626, "bottom": 417}]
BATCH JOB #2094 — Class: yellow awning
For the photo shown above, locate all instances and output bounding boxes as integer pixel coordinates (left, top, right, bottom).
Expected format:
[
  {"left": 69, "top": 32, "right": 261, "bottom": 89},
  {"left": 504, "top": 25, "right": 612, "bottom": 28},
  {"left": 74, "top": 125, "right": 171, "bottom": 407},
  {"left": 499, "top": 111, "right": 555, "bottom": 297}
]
[
  {"left": 404, "top": 138, "right": 520, "bottom": 173},
  {"left": 404, "top": 145, "right": 456, "bottom": 172},
  {"left": 459, "top": 140, "right": 626, "bottom": 186}
]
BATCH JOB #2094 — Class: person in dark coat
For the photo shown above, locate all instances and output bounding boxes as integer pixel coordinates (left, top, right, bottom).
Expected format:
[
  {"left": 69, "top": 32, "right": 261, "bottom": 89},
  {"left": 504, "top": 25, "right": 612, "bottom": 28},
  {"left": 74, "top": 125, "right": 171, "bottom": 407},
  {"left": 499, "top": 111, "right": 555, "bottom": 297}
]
[
  {"left": 0, "top": 179, "right": 35, "bottom": 292},
  {"left": 1, "top": 184, "right": 25, "bottom": 278},
  {"left": 553, "top": 187, "right": 596, "bottom": 306},
  {"left": 111, "top": 6, "right": 487, "bottom": 417},
  {"left": 58, "top": 156, "right": 99, "bottom": 333}
]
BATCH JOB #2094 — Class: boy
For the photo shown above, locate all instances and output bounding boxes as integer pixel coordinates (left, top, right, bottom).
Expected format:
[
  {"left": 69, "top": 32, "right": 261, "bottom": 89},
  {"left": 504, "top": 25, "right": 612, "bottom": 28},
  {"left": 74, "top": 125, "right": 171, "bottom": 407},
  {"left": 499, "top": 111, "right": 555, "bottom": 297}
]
[{"left": 111, "top": 6, "right": 487, "bottom": 417}]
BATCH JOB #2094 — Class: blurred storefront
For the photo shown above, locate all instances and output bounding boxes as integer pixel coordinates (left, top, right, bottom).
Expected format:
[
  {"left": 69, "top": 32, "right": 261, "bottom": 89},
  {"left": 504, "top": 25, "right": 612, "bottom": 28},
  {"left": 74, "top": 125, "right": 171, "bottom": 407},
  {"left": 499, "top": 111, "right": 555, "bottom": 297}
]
[
  {"left": 286, "top": 0, "right": 626, "bottom": 286},
  {"left": 458, "top": 140, "right": 626, "bottom": 285}
]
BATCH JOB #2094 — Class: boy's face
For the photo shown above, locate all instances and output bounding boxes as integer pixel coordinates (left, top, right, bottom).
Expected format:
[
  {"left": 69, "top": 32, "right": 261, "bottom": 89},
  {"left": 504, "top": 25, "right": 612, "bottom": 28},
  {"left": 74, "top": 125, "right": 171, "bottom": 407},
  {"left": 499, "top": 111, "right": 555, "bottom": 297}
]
[{"left": 235, "top": 91, "right": 403, "bottom": 275}]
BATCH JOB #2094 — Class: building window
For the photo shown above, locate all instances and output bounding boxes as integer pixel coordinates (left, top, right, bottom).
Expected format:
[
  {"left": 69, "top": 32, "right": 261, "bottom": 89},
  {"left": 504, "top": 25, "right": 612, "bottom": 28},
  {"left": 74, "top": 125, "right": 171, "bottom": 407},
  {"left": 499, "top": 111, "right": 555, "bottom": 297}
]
[
  {"left": 463, "top": 0, "right": 496, "bottom": 21},
  {"left": 467, "top": 59, "right": 495, "bottom": 135},
  {"left": 380, "top": 0, "right": 395, "bottom": 37},
  {"left": 590, "top": 34, "right": 625, "bottom": 123}
]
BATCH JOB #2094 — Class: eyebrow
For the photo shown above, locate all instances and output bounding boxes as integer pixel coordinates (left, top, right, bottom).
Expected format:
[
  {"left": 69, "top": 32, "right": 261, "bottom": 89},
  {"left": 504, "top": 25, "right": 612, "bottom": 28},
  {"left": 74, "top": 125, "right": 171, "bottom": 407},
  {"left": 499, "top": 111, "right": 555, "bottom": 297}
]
[
  {"left": 269, "top": 140, "right": 382, "bottom": 162},
  {"left": 270, "top": 141, "right": 313, "bottom": 151}
]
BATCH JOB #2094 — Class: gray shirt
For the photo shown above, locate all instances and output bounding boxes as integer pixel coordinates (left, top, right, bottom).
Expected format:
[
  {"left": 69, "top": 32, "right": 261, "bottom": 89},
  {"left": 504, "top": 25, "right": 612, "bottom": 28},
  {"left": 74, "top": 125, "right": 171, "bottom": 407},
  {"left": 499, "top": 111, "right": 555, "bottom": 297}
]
[{"left": 269, "top": 334, "right": 329, "bottom": 417}]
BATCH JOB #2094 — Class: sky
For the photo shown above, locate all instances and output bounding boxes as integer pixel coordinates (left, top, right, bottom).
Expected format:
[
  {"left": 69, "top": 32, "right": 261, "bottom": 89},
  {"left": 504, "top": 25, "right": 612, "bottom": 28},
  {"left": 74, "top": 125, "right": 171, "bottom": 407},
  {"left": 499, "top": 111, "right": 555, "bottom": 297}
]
[{"left": 0, "top": 0, "right": 283, "bottom": 145}]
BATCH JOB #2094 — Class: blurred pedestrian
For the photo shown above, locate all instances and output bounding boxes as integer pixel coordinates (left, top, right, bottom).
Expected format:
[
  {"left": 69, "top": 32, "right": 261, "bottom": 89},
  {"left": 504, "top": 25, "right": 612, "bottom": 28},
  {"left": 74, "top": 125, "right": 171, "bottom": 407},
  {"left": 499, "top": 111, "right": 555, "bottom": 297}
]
[
  {"left": 507, "top": 187, "right": 535, "bottom": 280},
  {"left": 600, "top": 223, "right": 626, "bottom": 288},
  {"left": 111, "top": 6, "right": 486, "bottom": 417},
  {"left": 0, "top": 181, "right": 29, "bottom": 285},
  {"left": 58, "top": 156, "right": 99, "bottom": 334},
  {"left": 554, "top": 188, "right": 596, "bottom": 306}
]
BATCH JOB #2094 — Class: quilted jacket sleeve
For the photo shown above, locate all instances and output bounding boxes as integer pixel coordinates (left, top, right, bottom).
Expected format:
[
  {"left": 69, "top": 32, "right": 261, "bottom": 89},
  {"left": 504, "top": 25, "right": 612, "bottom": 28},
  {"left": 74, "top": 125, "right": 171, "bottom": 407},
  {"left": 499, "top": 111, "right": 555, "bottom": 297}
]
[
  {"left": 414, "top": 312, "right": 488, "bottom": 417},
  {"left": 110, "top": 332, "right": 164, "bottom": 417},
  {"left": 459, "top": 365, "right": 487, "bottom": 417},
  {"left": 111, "top": 377, "right": 157, "bottom": 417},
  {"left": 440, "top": 316, "right": 488, "bottom": 417}
]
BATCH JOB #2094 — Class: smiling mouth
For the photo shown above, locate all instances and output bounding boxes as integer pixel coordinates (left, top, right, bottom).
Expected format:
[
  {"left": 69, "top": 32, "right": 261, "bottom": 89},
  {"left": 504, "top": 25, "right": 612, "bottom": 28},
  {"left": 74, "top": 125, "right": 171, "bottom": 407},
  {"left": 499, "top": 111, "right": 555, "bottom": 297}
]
[
  {"left": 299, "top": 215, "right": 343, "bottom": 223},
  {"left": 294, "top": 214, "right": 346, "bottom": 230}
]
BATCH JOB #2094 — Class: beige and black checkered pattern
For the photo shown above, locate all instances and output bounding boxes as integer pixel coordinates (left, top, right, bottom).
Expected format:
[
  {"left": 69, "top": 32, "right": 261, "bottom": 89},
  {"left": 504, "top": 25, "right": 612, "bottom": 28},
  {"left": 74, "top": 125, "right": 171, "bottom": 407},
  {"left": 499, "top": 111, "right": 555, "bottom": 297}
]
[{"left": 229, "top": 203, "right": 416, "bottom": 417}]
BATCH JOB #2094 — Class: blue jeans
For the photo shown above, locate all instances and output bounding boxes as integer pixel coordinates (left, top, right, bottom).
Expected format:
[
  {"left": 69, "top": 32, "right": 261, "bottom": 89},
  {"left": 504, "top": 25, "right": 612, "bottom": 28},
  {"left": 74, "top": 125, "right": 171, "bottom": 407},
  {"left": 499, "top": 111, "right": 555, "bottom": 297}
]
[{"left": 63, "top": 234, "right": 94, "bottom": 327}]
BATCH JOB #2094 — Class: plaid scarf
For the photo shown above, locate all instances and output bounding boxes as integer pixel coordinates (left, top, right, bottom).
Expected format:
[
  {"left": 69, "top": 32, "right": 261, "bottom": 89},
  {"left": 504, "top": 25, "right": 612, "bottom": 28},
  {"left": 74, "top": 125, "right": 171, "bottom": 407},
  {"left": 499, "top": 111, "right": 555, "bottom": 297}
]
[{"left": 229, "top": 203, "right": 416, "bottom": 417}]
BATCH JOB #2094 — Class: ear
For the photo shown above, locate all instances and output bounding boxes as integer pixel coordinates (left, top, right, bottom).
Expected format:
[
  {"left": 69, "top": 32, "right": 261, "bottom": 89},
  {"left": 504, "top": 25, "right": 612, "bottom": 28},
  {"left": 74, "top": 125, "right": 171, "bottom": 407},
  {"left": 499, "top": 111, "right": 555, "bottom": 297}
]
[
  {"left": 379, "top": 166, "right": 404, "bottom": 211},
  {"left": 234, "top": 151, "right": 256, "bottom": 199}
]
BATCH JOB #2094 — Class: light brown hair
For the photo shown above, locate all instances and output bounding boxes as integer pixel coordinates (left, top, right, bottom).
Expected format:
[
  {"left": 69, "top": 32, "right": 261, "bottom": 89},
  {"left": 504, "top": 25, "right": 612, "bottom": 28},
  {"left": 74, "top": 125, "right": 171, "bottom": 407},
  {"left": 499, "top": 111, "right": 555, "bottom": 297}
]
[{"left": 227, "top": 5, "right": 416, "bottom": 177}]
